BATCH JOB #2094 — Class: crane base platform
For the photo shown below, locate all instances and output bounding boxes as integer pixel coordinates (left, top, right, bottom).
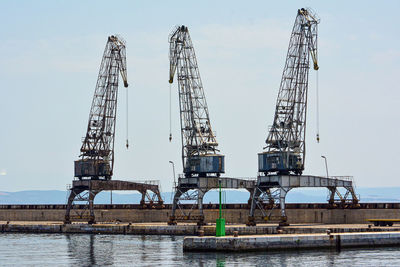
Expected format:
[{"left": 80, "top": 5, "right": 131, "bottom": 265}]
[
  {"left": 168, "top": 177, "right": 255, "bottom": 225},
  {"left": 247, "top": 175, "right": 359, "bottom": 226},
  {"left": 64, "top": 179, "right": 163, "bottom": 224}
]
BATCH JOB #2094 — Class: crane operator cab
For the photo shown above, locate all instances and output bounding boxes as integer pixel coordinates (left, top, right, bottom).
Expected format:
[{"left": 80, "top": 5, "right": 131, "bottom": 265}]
[
  {"left": 258, "top": 152, "right": 303, "bottom": 176},
  {"left": 184, "top": 154, "right": 225, "bottom": 177}
]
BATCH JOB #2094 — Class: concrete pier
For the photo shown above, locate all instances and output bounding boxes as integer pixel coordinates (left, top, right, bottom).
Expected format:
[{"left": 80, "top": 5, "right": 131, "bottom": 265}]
[
  {"left": 2, "top": 203, "right": 400, "bottom": 224},
  {"left": 1, "top": 221, "right": 400, "bottom": 236},
  {"left": 183, "top": 232, "right": 400, "bottom": 252}
]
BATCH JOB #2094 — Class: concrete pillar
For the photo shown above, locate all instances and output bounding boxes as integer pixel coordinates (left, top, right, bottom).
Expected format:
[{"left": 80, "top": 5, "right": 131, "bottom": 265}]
[
  {"left": 327, "top": 186, "right": 336, "bottom": 205},
  {"left": 249, "top": 188, "right": 261, "bottom": 217},
  {"left": 197, "top": 189, "right": 206, "bottom": 220},
  {"left": 64, "top": 188, "right": 84, "bottom": 224},
  {"left": 279, "top": 187, "right": 291, "bottom": 224},
  {"left": 88, "top": 190, "right": 100, "bottom": 224},
  {"left": 168, "top": 188, "right": 187, "bottom": 225},
  {"left": 140, "top": 191, "right": 146, "bottom": 206}
]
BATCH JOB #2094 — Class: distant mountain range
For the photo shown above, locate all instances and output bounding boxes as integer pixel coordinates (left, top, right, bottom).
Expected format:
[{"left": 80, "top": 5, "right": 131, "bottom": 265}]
[{"left": 0, "top": 187, "right": 399, "bottom": 204}]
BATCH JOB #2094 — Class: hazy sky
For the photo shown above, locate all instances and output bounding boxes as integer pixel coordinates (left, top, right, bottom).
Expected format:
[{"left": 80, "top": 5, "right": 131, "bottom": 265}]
[{"left": 0, "top": 1, "right": 399, "bottom": 191}]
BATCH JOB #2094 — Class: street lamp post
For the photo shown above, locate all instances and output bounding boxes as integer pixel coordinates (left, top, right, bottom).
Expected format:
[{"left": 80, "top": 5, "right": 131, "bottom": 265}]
[
  {"left": 169, "top": 161, "right": 176, "bottom": 203},
  {"left": 169, "top": 161, "right": 176, "bottom": 187},
  {"left": 321, "top": 155, "right": 329, "bottom": 178}
]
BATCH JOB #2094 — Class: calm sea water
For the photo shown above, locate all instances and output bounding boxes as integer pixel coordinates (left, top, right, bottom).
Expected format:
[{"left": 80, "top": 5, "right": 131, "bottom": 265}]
[{"left": 1, "top": 233, "right": 400, "bottom": 266}]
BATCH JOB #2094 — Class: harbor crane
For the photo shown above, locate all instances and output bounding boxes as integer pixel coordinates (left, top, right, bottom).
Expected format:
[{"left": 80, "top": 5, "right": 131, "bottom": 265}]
[
  {"left": 65, "top": 35, "right": 163, "bottom": 224},
  {"left": 169, "top": 25, "right": 224, "bottom": 178},
  {"left": 248, "top": 8, "right": 359, "bottom": 226},
  {"left": 74, "top": 35, "right": 128, "bottom": 180},
  {"left": 258, "top": 8, "right": 319, "bottom": 176},
  {"left": 168, "top": 26, "right": 255, "bottom": 225}
]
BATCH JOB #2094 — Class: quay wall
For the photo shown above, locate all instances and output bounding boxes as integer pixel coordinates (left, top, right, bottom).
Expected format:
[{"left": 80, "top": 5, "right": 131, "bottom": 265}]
[
  {"left": 3, "top": 223, "right": 400, "bottom": 236},
  {"left": 183, "top": 232, "right": 400, "bottom": 252},
  {"left": 1, "top": 203, "right": 400, "bottom": 224}
]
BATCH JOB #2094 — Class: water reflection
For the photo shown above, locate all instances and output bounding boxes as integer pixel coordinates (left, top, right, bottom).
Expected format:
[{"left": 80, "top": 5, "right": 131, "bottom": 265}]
[
  {"left": 183, "top": 250, "right": 344, "bottom": 267},
  {"left": 65, "top": 234, "right": 183, "bottom": 266},
  {"left": 63, "top": 234, "right": 343, "bottom": 267},
  {"left": 2, "top": 233, "right": 400, "bottom": 266},
  {"left": 66, "top": 234, "right": 114, "bottom": 266}
]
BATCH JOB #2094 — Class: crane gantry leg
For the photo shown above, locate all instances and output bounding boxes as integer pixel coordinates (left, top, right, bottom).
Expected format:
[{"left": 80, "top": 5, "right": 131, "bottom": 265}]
[
  {"left": 64, "top": 180, "right": 164, "bottom": 224},
  {"left": 247, "top": 175, "right": 359, "bottom": 226},
  {"left": 168, "top": 177, "right": 255, "bottom": 226}
]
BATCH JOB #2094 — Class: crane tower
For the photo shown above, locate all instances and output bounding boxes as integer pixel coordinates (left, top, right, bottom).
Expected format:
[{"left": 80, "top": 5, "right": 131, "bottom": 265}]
[
  {"left": 169, "top": 25, "right": 224, "bottom": 178},
  {"left": 74, "top": 35, "right": 128, "bottom": 180},
  {"left": 248, "top": 9, "right": 359, "bottom": 226},
  {"left": 258, "top": 8, "right": 319, "bottom": 176},
  {"left": 167, "top": 26, "right": 254, "bottom": 226},
  {"left": 65, "top": 35, "right": 163, "bottom": 224}
]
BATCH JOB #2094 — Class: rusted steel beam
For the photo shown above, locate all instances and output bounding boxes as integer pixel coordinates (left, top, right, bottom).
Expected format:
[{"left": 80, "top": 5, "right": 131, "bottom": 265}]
[{"left": 72, "top": 180, "right": 159, "bottom": 192}]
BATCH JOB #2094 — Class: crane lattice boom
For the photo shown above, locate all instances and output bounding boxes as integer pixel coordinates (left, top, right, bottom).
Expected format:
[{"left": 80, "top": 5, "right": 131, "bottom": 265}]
[
  {"left": 259, "top": 8, "right": 319, "bottom": 175},
  {"left": 169, "top": 25, "right": 224, "bottom": 177},
  {"left": 75, "top": 35, "right": 128, "bottom": 180}
]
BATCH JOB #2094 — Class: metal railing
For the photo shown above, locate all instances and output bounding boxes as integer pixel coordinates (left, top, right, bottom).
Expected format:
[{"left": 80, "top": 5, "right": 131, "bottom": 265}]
[
  {"left": 127, "top": 180, "right": 160, "bottom": 186},
  {"left": 327, "top": 176, "right": 353, "bottom": 181}
]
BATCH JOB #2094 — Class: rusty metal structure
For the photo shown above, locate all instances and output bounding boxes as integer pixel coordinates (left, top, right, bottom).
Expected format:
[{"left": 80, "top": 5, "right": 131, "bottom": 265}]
[
  {"left": 74, "top": 35, "right": 128, "bottom": 180},
  {"left": 65, "top": 180, "right": 163, "bottom": 223},
  {"left": 247, "top": 175, "right": 359, "bottom": 226},
  {"left": 169, "top": 176, "right": 255, "bottom": 225},
  {"left": 65, "top": 35, "right": 162, "bottom": 224},
  {"left": 167, "top": 25, "right": 256, "bottom": 225},
  {"left": 248, "top": 8, "right": 359, "bottom": 226},
  {"left": 258, "top": 8, "right": 319, "bottom": 176},
  {"left": 169, "top": 25, "right": 224, "bottom": 178}
]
